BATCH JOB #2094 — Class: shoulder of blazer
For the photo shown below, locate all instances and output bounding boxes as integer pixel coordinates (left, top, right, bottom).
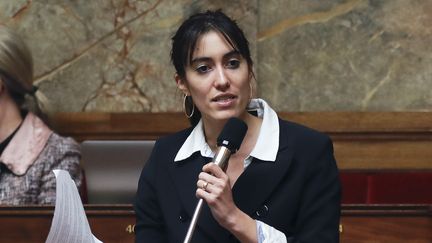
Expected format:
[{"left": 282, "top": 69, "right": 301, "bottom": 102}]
[
  {"left": 154, "top": 126, "right": 194, "bottom": 153},
  {"left": 278, "top": 118, "right": 332, "bottom": 153}
]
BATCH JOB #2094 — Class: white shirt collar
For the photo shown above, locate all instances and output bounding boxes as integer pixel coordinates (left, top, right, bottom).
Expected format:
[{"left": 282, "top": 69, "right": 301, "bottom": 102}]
[{"left": 174, "top": 98, "right": 279, "bottom": 162}]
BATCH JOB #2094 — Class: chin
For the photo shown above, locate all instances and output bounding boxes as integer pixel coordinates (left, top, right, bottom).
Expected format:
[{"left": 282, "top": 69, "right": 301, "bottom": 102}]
[{"left": 212, "top": 110, "right": 244, "bottom": 121}]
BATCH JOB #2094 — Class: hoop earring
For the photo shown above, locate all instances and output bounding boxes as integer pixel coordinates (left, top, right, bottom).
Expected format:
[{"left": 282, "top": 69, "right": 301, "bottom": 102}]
[
  {"left": 249, "top": 81, "right": 253, "bottom": 100},
  {"left": 183, "top": 95, "right": 195, "bottom": 118}
]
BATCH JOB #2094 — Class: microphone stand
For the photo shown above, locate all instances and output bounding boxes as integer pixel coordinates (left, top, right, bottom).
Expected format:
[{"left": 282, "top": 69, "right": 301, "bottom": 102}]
[
  {"left": 183, "top": 146, "right": 232, "bottom": 243},
  {"left": 183, "top": 198, "right": 204, "bottom": 243}
]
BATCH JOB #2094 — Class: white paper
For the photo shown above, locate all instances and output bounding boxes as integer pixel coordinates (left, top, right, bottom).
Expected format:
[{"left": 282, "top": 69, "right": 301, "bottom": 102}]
[{"left": 46, "top": 169, "right": 103, "bottom": 243}]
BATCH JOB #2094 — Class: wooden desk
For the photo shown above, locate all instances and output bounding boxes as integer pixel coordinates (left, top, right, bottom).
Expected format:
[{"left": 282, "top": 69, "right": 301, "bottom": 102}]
[
  {"left": 0, "top": 205, "right": 135, "bottom": 243},
  {"left": 0, "top": 204, "right": 430, "bottom": 242},
  {"left": 341, "top": 205, "right": 432, "bottom": 242}
]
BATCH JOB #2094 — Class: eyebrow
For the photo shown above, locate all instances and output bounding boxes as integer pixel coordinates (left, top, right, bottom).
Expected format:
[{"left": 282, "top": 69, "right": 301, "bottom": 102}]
[{"left": 190, "top": 50, "right": 241, "bottom": 66}]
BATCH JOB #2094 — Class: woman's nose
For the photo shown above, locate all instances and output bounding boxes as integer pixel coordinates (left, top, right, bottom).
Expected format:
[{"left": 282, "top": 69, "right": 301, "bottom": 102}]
[{"left": 214, "top": 66, "right": 230, "bottom": 89}]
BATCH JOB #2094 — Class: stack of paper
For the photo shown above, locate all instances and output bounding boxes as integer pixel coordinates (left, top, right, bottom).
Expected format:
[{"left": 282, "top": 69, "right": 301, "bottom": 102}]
[{"left": 46, "top": 170, "right": 102, "bottom": 243}]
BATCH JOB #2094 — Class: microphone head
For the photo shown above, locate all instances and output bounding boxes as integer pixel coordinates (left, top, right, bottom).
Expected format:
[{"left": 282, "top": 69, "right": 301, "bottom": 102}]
[{"left": 217, "top": 117, "right": 248, "bottom": 153}]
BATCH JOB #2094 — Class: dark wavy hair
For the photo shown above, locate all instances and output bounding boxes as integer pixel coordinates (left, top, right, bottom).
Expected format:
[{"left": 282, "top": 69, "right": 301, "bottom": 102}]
[{"left": 171, "top": 10, "right": 253, "bottom": 126}]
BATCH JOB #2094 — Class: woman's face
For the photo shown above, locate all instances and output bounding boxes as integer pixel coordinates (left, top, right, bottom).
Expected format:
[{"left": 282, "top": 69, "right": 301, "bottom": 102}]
[{"left": 177, "top": 31, "right": 252, "bottom": 124}]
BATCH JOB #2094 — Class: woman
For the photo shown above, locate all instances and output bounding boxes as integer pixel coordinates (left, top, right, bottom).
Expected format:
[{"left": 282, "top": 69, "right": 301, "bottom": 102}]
[
  {"left": 0, "top": 26, "right": 82, "bottom": 205},
  {"left": 135, "top": 10, "right": 340, "bottom": 242}
]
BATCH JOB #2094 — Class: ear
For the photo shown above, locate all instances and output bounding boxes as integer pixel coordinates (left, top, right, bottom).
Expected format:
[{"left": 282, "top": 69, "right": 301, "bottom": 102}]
[
  {"left": 175, "top": 73, "right": 190, "bottom": 96},
  {"left": 248, "top": 71, "right": 256, "bottom": 98}
]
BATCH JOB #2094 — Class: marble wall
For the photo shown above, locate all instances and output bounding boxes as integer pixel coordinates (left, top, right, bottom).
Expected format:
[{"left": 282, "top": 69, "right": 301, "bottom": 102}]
[
  {"left": 1, "top": 0, "right": 430, "bottom": 112},
  {"left": 258, "top": 0, "right": 432, "bottom": 111}
]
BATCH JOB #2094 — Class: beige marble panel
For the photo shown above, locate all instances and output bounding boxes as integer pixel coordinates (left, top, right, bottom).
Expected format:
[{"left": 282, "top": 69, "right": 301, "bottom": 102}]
[
  {"left": 3, "top": 0, "right": 430, "bottom": 112},
  {"left": 1, "top": 0, "right": 257, "bottom": 112},
  {"left": 258, "top": 0, "right": 432, "bottom": 111}
]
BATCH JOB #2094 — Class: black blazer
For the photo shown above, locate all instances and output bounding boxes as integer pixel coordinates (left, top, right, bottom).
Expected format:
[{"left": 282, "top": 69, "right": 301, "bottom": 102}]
[{"left": 135, "top": 119, "right": 341, "bottom": 243}]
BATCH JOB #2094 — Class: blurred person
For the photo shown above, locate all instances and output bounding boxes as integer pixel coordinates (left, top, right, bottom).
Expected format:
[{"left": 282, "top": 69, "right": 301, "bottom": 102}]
[
  {"left": 0, "top": 26, "right": 82, "bottom": 205},
  {"left": 135, "top": 10, "right": 341, "bottom": 242}
]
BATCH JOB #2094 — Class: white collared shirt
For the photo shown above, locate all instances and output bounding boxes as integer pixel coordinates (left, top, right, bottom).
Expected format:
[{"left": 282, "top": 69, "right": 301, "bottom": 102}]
[{"left": 174, "top": 98, "right": 287, "bottom": 243}]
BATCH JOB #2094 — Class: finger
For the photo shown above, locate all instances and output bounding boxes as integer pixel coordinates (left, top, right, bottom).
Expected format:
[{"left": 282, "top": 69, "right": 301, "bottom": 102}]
[
  {"left": 197, "top": 180, "right": 210, "bottom": 191},
  {"left": 196, "top": 184, "right": 224, "bottom": 207},
  {"left": 203, "top": 163, "right": 226, "bottom": 178},
  {"left": 198, "top": 171, "right": 218, "bottom": 185},
  {"left": 196, "top": 186, "right": 213, "bottom": 200},
  {"left": 196, "top": 179, "right": 203, "bottom": 189}
]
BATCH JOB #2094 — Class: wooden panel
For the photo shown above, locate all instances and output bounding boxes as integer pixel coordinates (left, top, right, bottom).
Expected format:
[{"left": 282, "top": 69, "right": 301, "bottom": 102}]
[
  {"left": 0, "top": 205, "right": 135, "bottom": 243},
  {"left": 0, "top": 205, "right": 430, "bottom": 242},
  {"left": 279, "top": 112, "right": 432, "bottom": 133},
  {"left": 335, "top": 140, "right": 432, "bottom": 170},
  {"left": 0, "top": 216, "right": 133, "bottom": 243},
  {"left": 51, "top": 112, "right": 190, "bottom": 141},
  {"left": 341, "top": 205, "right": 432, "bottom": 242},
  {"left": 0, "top": 216, "right": 51, "bottom": 242},
  {"left": 341, "top": 217, "right": 432, "bottom": 242},
  {"left": 51, "top": 112, "right": 432, "bottom": 170},
  {"left": 52, "top": 112, "right": 432, "bottom": 136}
]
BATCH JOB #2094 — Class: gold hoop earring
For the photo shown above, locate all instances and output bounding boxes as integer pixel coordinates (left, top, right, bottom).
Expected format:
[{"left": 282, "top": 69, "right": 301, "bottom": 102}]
[
  {"left": 249, "top": 81, "right": 253, "bottom": 100},
  {"left": 183, "top": 95, "right": 195, "bottom": 118},
  {"left": 0, "top": 79, "right": 4, "bottom": 94}
]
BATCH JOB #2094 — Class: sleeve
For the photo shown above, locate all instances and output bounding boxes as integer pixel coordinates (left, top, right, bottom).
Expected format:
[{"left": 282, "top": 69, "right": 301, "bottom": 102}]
[
  {"left": 293, "top": 136, "right": 341, "bottom": 242},
  {"left": 134, "top": 141, "right": 168, "bottom": 243},
  {"left": 38, "top": 136, "right": 82, "bottom": 204},
  {"left": 256, "top": 220, "right": 287, "bottom": 243}
]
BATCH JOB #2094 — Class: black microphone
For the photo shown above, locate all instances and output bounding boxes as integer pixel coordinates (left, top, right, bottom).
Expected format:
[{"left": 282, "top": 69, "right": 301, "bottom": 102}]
[
  {"left": 213, "top": 117, "right": 248, "bottom": 171},
  {"left": 184, "top": 117, "right": 248, "bottom": 243}
]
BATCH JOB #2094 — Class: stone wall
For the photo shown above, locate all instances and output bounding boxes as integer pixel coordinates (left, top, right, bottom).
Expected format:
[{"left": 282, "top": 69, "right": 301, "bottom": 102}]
[{"left": 1, "top": 0, "right": 430, "bottom": 112}]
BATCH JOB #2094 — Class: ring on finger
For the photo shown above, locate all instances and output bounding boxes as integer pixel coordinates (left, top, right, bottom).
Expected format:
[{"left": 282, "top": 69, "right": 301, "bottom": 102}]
[{"left": 202, "top": 181, "right": 209, "bottom": 191}]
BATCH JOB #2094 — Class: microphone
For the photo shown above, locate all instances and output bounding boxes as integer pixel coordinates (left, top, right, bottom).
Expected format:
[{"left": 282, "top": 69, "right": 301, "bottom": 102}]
[{"left": 183, "top": 117, "right": 248, "bottom": 243}]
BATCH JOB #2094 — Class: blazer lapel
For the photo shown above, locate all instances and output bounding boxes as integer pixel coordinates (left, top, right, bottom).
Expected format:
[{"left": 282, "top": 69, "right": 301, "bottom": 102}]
[
  {"left": 232, "top": 123, "right": 294, "bottom": 218},
  {"left": 168, "top": 153, "right": 206, "bottom": 217}
]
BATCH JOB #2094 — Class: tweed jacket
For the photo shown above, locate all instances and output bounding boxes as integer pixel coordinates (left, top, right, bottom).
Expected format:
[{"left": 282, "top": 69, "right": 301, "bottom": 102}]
[
  {"left": 0, "top": 113, "right": 82, "bottom": 205},
  {"left": 135, "top": 119, "right": 341, "bottom": 243}
]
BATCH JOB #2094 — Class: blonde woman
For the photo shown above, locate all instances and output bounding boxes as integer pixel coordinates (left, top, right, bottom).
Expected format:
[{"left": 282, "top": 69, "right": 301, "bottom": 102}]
[{"left": 0, "top": 26, "right": 82, "bottom": 205}]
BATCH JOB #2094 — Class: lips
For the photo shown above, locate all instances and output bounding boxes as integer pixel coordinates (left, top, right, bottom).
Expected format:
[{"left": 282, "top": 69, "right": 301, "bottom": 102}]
[{"left": 211, "top": 94, "right": 236, "bottom": 102}]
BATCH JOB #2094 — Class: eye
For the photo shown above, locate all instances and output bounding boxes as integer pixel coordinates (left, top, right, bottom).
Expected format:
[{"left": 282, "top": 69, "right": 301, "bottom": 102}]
[
  {"left": 226, "top": 59, "right": 240, "bottom": 69},
  {"left": 196, "top": 64, "right": 211, "bottom": 74}
]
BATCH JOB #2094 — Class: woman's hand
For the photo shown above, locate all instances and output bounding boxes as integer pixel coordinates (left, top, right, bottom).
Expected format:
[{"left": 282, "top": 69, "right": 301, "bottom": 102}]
[
  {"left": 196, "top": 162, "right": 238, "bottom": 228},
  {"left": 196, "top": 163, "right": 257, "bottom": 243}
]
